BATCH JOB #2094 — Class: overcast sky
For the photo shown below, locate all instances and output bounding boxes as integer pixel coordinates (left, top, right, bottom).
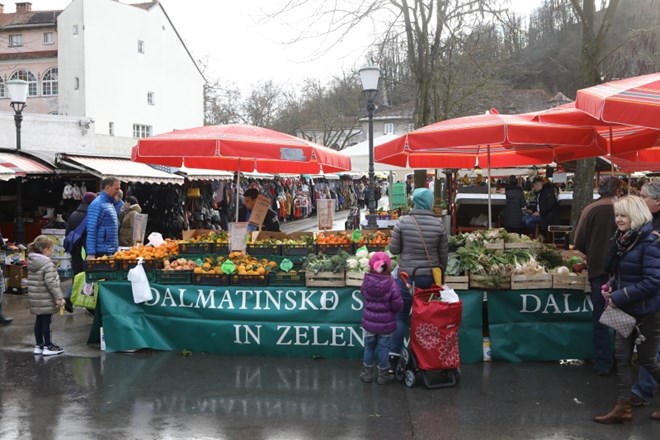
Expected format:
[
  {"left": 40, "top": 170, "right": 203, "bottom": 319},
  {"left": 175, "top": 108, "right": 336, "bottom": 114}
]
[{"left": 20, "top": 0, "right": 542, "bottom": 92}]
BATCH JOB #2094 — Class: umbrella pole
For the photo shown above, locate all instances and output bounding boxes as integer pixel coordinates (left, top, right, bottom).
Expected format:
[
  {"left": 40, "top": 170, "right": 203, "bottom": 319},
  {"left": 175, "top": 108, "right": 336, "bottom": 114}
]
[
  {"left": 487, "top": 144, "right": 492, "bottom": 228},
  {"left": 235, "top": 163, "right": 241, "bottom": 222},
  {"left": 609, "top": 127, "right": 614, "bottom": 174}
]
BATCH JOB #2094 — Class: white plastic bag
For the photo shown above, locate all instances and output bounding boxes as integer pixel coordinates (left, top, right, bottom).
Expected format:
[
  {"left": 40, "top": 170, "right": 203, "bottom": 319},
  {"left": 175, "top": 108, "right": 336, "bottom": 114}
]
[
  {"left": 146, "top": 232, "right": 165, "bottom": 247},
  {"left": 127, "top": 258, "right": 152, "bottom": 304},
  {"left": 440, "top": 286, "right": 460, "bottom": 303}
]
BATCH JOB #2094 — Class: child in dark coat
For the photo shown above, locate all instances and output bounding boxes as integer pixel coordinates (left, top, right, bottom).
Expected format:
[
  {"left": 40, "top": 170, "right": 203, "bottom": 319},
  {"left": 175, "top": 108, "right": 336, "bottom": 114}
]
[{"left": 360, "top": 252, "right": 403, "bottom": 384}]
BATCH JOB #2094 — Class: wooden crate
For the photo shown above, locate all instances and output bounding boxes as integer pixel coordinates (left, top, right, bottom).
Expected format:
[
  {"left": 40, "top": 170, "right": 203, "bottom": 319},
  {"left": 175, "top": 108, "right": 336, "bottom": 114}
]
[
  {"left": 552, "top": 273, "right": 587, "bottom": 290},
  {"left": 345, "top": 271, "right": 365, "bottom": 287},
  {"left": 268, "top": 271, "right": 306, "bottom": 286},
  {"left": 511, "top": 273, "right": 553, "bottom": 290},
  {"left": 484, "top": 240, "right": 505, "bottom": 250},
  {"left": 306, "top": 270, "right": 346, "bottom": 287},
  {"left": 469, "top": 273, "right": 511, "bottom": 290},
  {"left": 444, "top": 275, "right": 468, "bottom": 290}
]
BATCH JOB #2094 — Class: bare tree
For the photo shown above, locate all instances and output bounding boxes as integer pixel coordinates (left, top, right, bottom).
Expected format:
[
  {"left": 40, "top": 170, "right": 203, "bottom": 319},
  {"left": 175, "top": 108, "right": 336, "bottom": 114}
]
[
  {"left": 242, "top": 80, "right": 283, "bottom": 127},
  {"left": 568, "top": 0, "right": 620, "bottom": 233},
  {"left": 204, "top": 80, "right": 243, "bottom": 125}
]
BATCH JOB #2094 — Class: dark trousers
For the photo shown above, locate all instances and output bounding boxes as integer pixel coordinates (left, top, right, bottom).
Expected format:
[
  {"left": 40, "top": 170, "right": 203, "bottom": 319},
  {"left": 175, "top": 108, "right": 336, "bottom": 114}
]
[
  {"left": 590, "top": 274, "right": 613, "bottom": 374},
  {"left": 615, "top": 312, "right": 660, "bottom": 399},
  {"left": 34, "top": 314, "right": 53, "bottom": 347}
]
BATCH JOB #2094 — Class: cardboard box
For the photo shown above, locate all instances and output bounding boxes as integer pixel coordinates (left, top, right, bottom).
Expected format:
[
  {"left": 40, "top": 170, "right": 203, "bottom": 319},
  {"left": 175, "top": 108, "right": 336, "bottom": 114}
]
[
  {"left": 7, "top": 264, "right": 27, "bottom": 289},
  {"left": 181, "top": 229, "right": 215, "bottom": 241}
]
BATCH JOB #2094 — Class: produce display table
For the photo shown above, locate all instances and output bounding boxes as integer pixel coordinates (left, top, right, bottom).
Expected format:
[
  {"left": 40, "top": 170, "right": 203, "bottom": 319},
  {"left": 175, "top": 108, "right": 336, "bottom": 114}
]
[{"left": 88, "top": 284, "right": 593, "bottom": 362}]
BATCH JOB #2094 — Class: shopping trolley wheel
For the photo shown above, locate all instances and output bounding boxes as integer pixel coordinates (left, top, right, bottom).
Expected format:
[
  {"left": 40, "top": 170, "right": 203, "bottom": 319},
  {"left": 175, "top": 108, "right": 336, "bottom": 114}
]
[
  {"left": 400, "top": 347, "right": 410, "bottom": 367},
  {"left": 404, "top": 369, "right": 417, "bottom": 388}
]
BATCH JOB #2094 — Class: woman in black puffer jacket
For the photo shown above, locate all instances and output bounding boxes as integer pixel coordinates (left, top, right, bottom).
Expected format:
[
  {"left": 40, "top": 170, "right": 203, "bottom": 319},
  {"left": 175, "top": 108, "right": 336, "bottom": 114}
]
[
  {"left": 502, "top": 175, "right": 526, "bottom": 233},
  {"left": 594, "top": 195, "right": 660, "bottom": 424}
]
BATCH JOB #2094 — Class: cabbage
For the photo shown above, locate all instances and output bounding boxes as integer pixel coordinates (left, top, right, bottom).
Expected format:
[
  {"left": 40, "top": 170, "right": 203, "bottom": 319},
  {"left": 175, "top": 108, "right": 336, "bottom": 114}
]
[{"left": 555, "top": 266, "right": 570, "bottom": 275}]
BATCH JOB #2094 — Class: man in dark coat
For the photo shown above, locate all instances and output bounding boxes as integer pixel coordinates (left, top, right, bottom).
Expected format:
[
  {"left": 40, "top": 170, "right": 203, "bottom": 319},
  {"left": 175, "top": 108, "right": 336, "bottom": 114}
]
[
  {"left": 502, "top": 175, "right": 526, "bottom": 233},
  {"left": 0, "top": 228, "right": 12, "bottom": 325},
  {"left": 574, "top": 176, "right": 622, "bottom": 376},
  {"left": 237, "top": 188, "right": 281, "bottom": 232}
]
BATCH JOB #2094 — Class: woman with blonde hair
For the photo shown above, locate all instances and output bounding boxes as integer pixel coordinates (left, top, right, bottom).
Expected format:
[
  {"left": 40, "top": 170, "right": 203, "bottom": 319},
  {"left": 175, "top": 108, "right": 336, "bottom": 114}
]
[
  {"left": 27, "top": 235, "right": 66, "bottom": 356},
  {"left": 594, "top": 195, "right": 660, "bottom": 423}
]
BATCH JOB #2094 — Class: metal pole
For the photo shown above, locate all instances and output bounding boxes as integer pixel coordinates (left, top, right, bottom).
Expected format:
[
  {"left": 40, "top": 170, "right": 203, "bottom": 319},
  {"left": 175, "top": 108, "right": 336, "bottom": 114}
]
[
  {"left": 13, "top": 108, "right": 25, "bottom": 244},
  {"left": 366, "top": 97, "right": 378, "bottom": 228},
  {"left": 487, "top": 144, "right": 492, "bottom": 229}
]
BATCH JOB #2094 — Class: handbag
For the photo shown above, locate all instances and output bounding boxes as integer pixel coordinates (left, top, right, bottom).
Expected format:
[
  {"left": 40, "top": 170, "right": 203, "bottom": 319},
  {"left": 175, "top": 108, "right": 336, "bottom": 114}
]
[{"left": 599, "top": 305, "right": 636, "bottom": 337}]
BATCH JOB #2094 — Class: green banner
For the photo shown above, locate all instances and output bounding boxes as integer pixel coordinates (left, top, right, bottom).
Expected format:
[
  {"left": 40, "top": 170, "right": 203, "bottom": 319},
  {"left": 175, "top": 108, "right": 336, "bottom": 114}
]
[
  {"left": 487, "top": 289, "right": 595, "bottom": 362},
  {"left": 91, "top": 282, "right": 484, "bottom": 362},
  {"left": 456, "top": 290, "right": 484, "bottom": 363}
]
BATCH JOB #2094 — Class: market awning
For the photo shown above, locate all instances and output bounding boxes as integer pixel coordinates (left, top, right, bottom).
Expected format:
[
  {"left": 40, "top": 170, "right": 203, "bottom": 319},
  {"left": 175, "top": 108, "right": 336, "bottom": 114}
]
[
  {"left": 177, "top": 167, "right": 233, "bottom": 181},
  {"left": 0, "top": 151, "right": 54, "bottom": 176},
  {"left": 58, "top": 155, "right": 184, "bottom": 185},
  {"left": 0, "top": 164, "right": 16, "bottom": 181}
]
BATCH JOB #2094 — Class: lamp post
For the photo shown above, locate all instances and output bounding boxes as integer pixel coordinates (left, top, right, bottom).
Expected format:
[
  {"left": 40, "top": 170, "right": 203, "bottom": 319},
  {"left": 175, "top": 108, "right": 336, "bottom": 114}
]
[
  {"left": 359, "top": 66, "right": 380, "bottom": 229},
  {"left": 7, "top": 79, "right": 28, "bottom": 244}
]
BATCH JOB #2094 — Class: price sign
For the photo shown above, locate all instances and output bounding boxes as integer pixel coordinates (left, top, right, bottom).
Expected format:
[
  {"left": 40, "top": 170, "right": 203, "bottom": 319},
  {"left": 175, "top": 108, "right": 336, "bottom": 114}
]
[
  {"left": 132, "top": 213, "right": 148, "bottom": 245},
  {"left": 248, "top": 195, "right": 272, "bottom": 229},
  {"left": 221, "top": 259, "right": 236, "bottom": 275},
  {"left": 229, "top": 222, "right": 248, "bottom": 252},
  {"left": 279, "top": 258, "right": 294, "bottom": 272},
  {"left": 316, "top": 199, "right": 335, "bottom": 230},
  {"left": 352, "top": 230, "right": 362, "bottom": 243}
]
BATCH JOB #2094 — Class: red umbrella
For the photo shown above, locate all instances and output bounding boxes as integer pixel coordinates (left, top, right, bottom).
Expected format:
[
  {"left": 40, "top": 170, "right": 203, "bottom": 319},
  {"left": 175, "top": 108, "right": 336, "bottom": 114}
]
[
  {"left": 375, "top": 110, "right": 601, "bottom": 225},
  {"left": 575, "top": 73, "right": 660, "bottom": 129},
  {"left": 131, "top": 124, "right": 351, "bottom": 174},
  {"left": 529, "top": 103, "right": 659, "bottom": 157},
  {"left": 375, "top": 111, "right": 600, "bottom": 169},
  {"left": 612, "top": 146, "right": 660, "bottom": 173}
]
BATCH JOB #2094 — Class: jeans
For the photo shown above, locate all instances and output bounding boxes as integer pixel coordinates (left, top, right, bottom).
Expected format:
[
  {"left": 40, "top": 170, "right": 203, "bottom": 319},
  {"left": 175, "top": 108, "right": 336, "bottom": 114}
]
[
  {"left": 590, "top": 275, "right": 613, "bottom": 374},
  {"left": 34, "top": 314, "right": 53, "bottom": 347},
  {"left": 632, "top": 343, "right": 660, "bottom": 401},
  {"left": 363, "top": 332, "right": 392, "bottom": 370},
  {"left": 0, "top": 272, "right": 5, "bottom": 316},
  {"left": 389, "top": 274, "right": 433, "bottom": 356},
  {"left": 522, "top": 214, "right": 541, "bottom": 233},
  {"left": 615, "top": 312, "right": 660, "bottom": 400}
]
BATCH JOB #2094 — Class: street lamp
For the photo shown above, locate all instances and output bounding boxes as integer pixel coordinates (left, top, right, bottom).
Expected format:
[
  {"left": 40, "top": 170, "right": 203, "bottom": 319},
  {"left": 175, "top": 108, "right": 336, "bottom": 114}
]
[
  {"left": 359, "top": 66, "right": 380, "bottom": 229},
  {"left": 7, "top": 79, "right": 28, "bottom": 244}
]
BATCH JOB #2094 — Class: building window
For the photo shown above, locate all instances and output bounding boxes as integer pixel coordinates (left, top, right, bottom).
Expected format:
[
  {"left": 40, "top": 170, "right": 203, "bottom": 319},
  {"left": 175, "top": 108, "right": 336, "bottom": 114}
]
[
  {"left": 147, "top": 92, "right": 154, "bottom": 105},
  {"left": 133, "top": 124, "right": 152, "bottom": 138},
  {"left": 407, "top": 123, "right": 415, "bottom": 132},
  {"left": 9, "top": 34, "right": 23, "bottom": 47},
  {"left": 138, "top": 40, "right": 144, "bottom": 54},
  {"left": 9, "top": 70, "right": 38, "bottom": 96},
  {"left": 384, "top": 123, "right": 394, "bottom": 134},
  {"left": 0, "top": 78, "right": 4, "bottom": 98},
  {"left": 73, "top": 25, "right": 79, "bottom": 35},
  {"left": 43, "top": 32, "right": 54, "bottom": 45},
  {"left": 109, "top": 122, "right": 114, "bottom": 136},
  {"left": 74, "top": 77, "right": 79, "bottom": 90},
  {"left": 41, "top": 68, "right": 58, "bottom": 96}
]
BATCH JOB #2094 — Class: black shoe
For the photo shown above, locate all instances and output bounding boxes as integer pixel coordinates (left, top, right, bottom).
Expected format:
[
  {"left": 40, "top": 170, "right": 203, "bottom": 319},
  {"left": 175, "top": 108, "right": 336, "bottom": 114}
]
[
  {"left": 0, "top": 316, "right": 13, "bottom": 325},
  {"left": 64, "top": 298, "right": 74, "bottom": 313}
]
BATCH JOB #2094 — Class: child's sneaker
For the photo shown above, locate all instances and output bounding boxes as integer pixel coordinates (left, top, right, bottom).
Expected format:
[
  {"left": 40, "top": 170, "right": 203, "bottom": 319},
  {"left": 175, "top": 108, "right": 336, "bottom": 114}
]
[
  {"left": 360, "top": 365, "right": 373, "bottom": 383},
  {"left": 33, "top": 345, "right": 43, "bottom": 355},
  {"left": 42, "top": 344, "right": 64, "bottom": 356}
]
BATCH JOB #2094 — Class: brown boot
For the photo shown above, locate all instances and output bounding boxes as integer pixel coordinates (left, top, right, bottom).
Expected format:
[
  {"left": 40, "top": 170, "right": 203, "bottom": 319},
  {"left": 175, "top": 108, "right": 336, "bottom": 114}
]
[
  {"left": 651, "top": 409, "right": 660, "bottom": 420},
  {"left": 593, "top": 399, "right": 633, "bottom": 424}
]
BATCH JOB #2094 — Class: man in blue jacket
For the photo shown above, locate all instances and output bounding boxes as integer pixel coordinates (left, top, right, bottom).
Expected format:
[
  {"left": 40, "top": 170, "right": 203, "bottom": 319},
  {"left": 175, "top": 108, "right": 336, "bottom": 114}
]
[{"left": 86, "top": 177, "right": 122, "bottom": 259}]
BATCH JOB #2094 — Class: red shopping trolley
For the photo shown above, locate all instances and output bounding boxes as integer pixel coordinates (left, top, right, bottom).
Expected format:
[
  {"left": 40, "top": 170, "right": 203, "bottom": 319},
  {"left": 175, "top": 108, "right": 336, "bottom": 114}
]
[{"left": 396, "top": 266, "right": 462, "bottom": 389}]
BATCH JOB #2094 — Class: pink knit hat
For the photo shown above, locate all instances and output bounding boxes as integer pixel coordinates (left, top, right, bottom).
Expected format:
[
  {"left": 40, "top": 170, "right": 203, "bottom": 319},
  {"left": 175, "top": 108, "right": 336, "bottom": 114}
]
[{"left": 369, "top": 252, "right": 392, "bottom": 274}]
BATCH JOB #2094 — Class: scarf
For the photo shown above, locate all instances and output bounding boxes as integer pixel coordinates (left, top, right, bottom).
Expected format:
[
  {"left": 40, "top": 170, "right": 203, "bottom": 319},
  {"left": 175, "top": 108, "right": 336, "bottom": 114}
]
[{"left": 605, "top": 228, "right": 640, "bottom": 273}]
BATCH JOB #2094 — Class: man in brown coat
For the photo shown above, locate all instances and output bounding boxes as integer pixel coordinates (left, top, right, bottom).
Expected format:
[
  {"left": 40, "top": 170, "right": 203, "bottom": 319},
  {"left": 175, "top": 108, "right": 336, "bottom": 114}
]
[{"left": 574, "top": 176, "right": 622, "bottom": 376}]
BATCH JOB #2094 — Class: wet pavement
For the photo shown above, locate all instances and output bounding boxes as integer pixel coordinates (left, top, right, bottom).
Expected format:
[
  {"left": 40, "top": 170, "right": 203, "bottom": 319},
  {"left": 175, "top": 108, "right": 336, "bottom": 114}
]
[{"left": 1, "top": 292, "right": 658, "bottom": 439}]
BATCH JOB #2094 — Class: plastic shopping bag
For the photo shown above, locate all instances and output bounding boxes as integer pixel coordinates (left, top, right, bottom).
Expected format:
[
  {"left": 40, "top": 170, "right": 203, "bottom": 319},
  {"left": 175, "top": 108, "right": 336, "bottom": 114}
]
[
  {"left": 127, "top": 258, "right": 152, "bottom": 304},
  {"left": 70, "top": 272, "right": 98, "bottom": 310}
]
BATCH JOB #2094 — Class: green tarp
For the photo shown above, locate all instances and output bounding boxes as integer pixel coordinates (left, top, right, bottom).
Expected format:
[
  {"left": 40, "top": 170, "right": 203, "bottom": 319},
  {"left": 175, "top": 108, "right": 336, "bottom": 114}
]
[{"left": 90, "top": 282, "right": 484, "bottom": 362}]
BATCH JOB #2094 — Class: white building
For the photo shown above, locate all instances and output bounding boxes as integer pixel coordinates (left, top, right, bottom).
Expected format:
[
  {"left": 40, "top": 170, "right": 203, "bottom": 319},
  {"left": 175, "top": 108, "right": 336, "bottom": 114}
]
[{"left": 0, "top": 0, "right": 205, "bottom": 156}]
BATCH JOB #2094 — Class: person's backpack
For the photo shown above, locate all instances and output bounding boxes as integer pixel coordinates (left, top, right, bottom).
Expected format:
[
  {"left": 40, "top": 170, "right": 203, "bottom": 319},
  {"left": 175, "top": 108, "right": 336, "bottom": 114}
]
[{"left": 63, "top": 219, "right": 87, "bottom": 254}]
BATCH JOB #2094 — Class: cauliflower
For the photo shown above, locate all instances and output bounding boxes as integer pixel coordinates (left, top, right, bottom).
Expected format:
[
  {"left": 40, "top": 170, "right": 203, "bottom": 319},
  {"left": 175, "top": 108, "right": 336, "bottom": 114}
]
[
  {"left": 359, "top": 257, "right": 370, "bottom": 270},
  {"left": 346, "top": 258, "right": 359, "bottom": 270},
  {"left": 355, "top": 248, "right": 369, "bottom": 259}
]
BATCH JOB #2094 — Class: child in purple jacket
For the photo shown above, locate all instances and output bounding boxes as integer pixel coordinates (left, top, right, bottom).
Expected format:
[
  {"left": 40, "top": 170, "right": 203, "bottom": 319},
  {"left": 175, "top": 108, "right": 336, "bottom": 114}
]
[{"left": 360, "top": 252, "right": 403, "bottom": 384}]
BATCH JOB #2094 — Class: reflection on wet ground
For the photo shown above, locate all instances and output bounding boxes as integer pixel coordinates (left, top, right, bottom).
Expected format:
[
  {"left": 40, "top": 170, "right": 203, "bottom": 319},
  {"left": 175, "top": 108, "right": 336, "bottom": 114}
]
[{"left": 1, "top": 350, "right": 658, "bottom": 440}]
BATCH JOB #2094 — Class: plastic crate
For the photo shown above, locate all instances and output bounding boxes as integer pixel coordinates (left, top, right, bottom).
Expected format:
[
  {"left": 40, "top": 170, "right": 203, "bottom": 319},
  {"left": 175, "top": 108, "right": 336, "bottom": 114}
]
[
  {"left": 84, "top": 259, "right": 116, "bottom": 272},
  {"left": 246, "top": 244, "right": 282, "bottom": 256},
  {"left": 281, "top": 244, "right": 316, "bottom": 256},
  {"left": 230, "top": 274, "right": 269, "bottom": 286},
  {"left": 116, "top": 258, "right": 161, "bottom": 271},
  {"left": 213, "top": 244, "right": 229, "bottom": 254},
  {"left": 85, "top": 271, "right": 118, "bottom": 282},
  {"left": 316, "top": 243, "right": 352, "bottom": 255},
  {"left": 156, "top": 270, "right": 193, "bottom": 285},
  {"left": 178, "top": 242, "right": 214, "bottom": 254},
  {"left": 268, "top": 271, "right": 306, "bottom": 286},
  {"left": 117, "top": 270, "right": 157, "bottom": 282},
  {"left": 192, "top": 272, "right": 230, "bottom": 286}
]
